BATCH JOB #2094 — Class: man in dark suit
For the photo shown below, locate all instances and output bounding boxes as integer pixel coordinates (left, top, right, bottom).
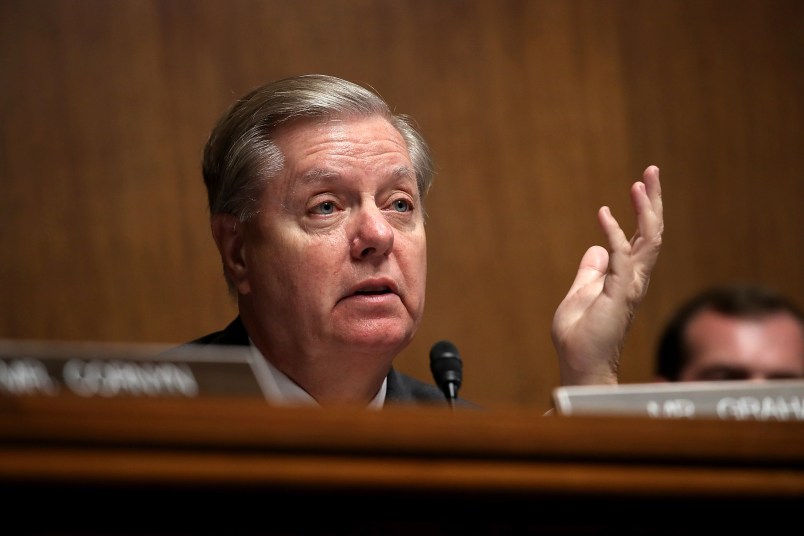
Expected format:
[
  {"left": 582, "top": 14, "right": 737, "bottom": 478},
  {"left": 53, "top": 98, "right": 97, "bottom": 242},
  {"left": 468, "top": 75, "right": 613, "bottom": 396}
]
[{"left": 191, "top": 74, "right": 664, "bottom": 408}]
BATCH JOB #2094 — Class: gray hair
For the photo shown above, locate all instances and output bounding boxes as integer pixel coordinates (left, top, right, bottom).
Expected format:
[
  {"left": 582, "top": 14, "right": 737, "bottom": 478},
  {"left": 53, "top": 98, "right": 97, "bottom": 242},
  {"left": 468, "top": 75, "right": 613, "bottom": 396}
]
[{"left": 202, "top": 74, "right": 435, "bottom": 221}]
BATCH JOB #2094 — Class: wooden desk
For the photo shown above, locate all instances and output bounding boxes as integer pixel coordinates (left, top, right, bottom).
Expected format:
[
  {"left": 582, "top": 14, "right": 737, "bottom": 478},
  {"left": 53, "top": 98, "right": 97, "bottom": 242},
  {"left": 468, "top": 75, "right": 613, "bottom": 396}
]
[{"left": 1, "top": 395, "right": 801, "bottom": 534}]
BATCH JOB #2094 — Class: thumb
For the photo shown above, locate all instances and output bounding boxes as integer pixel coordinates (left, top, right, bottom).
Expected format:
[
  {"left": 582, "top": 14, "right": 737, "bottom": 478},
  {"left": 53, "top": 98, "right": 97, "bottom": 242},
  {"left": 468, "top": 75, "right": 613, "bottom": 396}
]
[{"left": 565, "top": 245, "right": 609, "bottom": 296}]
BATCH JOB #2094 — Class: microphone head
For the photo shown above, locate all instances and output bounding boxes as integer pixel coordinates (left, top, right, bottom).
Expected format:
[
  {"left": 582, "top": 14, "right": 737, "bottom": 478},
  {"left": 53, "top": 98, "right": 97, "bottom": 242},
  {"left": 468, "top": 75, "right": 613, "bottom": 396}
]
[{"left": 429, "top": 340, "right": 462, "bottom": 393}]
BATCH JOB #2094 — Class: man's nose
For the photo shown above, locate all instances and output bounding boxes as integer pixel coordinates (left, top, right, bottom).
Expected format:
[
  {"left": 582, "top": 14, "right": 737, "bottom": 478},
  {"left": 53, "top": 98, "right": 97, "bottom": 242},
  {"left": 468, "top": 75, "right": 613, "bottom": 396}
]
[{"left": 349, "top": 204, "right": 394, "bottom": 259}]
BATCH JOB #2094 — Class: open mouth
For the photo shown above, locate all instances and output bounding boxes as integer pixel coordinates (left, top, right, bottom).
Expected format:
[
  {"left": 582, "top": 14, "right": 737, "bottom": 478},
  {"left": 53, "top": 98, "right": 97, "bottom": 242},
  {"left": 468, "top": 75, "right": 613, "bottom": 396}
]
[
  {"left": 354, "top": 287, "right": 392, "bottom": 296},
  {"left": 343, "top": 279, "right": 398, "bottom": 301}
]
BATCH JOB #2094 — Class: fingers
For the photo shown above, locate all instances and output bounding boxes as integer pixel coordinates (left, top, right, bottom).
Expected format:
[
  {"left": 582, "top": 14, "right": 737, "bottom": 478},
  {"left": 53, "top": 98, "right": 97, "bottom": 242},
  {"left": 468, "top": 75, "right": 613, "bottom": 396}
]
[
  {"left": 598, "top": 205, "right": 629, "bottom": 252},
  {"left": 567, "top": 165, "right": 664, "bottom": 300},
  {"left": 631, "top": 166, "right": 664, "bottom": 277},
  {"left": 596, "top": 166, "right": 664, "bottom": 295},
  {"left": 642, "top": 165, "right": 663, "bottom": 220},
  {"left": 631, "top": 166, "right": 663, "bottom": 241}
]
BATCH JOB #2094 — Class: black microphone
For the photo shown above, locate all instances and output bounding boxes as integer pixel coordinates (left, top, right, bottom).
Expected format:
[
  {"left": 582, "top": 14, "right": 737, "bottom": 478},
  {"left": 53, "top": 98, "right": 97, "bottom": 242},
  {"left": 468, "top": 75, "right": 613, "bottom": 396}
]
[{"left": 429, "top": 340, "right": 462, "bottom": 409}]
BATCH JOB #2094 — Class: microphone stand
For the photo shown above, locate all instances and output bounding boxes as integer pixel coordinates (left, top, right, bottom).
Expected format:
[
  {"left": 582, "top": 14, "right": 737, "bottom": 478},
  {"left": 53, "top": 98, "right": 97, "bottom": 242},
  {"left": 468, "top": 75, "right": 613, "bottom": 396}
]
[{"left": 429, "top": 340, "right": 463, "bottom": 411}]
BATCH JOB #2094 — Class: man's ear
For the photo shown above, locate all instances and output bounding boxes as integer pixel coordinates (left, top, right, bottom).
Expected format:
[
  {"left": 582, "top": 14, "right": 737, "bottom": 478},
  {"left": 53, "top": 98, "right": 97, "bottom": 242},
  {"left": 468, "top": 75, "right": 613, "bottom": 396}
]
[{"left": 211, "top": 214, "right": 250, "bottom": 294}]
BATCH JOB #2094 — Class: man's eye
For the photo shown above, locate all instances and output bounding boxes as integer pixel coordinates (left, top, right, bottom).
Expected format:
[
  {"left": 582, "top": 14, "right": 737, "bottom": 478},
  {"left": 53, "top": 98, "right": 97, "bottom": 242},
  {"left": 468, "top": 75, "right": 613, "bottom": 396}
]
[
  {"left": 391, "top": 199, "right": 411, "bottom": 212},
  {"left": 700, "top": 367, "right": 749, "bottom": 381},
  {"left": 312, "top": 201, "right": 336, "bottom": 215}
]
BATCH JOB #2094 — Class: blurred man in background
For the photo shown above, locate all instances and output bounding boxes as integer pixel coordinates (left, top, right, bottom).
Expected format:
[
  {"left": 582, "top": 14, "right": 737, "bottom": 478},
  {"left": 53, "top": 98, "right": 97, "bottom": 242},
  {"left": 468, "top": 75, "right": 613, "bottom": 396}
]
[{"left": 655, "top": 283, "right": 804, "bottom": 382}]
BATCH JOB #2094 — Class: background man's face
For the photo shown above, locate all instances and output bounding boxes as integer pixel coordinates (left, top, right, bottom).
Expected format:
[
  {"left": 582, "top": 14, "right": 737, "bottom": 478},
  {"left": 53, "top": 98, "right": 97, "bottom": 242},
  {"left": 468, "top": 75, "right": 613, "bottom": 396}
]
[{"left": 681, "top": 310, "right": 804, "bottom": 381}]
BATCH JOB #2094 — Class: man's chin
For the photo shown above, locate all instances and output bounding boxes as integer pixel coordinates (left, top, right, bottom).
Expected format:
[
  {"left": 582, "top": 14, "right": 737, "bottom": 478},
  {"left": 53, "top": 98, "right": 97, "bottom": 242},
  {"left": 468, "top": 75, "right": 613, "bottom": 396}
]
[{"left": 336, "top": 324, "right": 415, "bottom": 354}]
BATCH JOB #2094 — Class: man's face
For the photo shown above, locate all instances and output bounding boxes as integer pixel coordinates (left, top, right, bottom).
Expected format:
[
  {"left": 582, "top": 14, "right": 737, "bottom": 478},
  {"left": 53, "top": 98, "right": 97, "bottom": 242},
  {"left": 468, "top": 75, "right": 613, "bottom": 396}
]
[
  {"left": 234, "top": 115, "right": 427, "bottom": 365},
  {"left": 680, "top": 310, "right": 804, "bottom": 381}
]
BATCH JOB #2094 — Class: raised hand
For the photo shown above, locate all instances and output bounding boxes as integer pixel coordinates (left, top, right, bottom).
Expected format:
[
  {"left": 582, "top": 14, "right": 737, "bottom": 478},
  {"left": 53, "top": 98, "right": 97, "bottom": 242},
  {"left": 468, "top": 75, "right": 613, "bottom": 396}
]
[{"left": 552, "top": 165, "right": 664, "bottom": 385}]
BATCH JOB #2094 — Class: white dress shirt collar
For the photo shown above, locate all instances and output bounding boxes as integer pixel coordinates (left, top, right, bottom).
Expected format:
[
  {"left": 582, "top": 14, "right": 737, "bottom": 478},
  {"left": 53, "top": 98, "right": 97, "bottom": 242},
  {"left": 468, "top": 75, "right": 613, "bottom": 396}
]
[{"left": 247, "top": 340, "right": 386, "bottom": 409}]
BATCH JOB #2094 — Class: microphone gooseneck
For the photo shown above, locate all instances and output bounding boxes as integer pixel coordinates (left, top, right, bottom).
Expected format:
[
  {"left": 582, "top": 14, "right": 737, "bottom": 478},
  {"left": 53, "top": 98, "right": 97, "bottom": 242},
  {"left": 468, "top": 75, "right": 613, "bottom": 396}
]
[{"left": 429, "top": 340, "right": 463, "bottom": 409}]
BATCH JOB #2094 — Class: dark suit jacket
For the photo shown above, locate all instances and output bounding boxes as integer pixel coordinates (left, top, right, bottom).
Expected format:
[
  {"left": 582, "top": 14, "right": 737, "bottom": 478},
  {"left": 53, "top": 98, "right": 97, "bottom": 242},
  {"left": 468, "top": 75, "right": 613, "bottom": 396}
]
[{"left": 188, "top": 317, "right": 474, "bottom": 407}]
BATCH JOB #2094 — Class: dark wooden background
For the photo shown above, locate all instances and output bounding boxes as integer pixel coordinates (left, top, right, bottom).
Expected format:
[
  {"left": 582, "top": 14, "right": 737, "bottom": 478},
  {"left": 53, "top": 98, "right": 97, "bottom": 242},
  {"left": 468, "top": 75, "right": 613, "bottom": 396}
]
[{"left": 1, "top": 0, "right": 801, "bottom": 411}]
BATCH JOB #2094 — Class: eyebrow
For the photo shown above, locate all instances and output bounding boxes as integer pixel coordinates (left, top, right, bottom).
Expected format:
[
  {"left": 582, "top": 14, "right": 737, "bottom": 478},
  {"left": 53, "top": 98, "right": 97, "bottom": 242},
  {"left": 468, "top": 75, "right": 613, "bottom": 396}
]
[
  {"left": 297, "top": 165, "right": 416, "bottom": 186},
  {"left": 297, "top": 168, "right": 340, "bottom": 186},
  {"left": 391, "top": 166, "right": 416, "bottom": 181}
]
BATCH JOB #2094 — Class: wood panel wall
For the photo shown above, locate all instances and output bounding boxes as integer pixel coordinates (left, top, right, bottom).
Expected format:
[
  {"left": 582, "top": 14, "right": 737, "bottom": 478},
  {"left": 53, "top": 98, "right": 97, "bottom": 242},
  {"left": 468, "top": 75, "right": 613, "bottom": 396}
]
[{"left": 1, "top": 0, "right": 802, "bottom": 411}]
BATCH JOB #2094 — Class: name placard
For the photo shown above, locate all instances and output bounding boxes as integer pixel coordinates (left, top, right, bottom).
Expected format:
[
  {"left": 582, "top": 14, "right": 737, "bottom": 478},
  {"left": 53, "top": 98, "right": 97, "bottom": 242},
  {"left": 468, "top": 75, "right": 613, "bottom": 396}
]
[
  {"left": 553, "top": 379, "right": 804, "bottom": 421},
  {"left": 0, "top": 339, "right": 269, "bottom": 400}
]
